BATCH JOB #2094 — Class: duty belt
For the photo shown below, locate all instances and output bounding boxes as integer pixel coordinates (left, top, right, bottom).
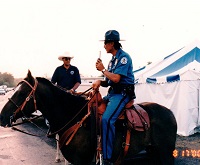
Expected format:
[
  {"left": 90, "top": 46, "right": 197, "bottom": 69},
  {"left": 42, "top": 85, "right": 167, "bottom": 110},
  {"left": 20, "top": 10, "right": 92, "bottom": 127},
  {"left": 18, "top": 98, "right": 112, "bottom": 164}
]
[{"left": 108, "top": 84, "right": 136, "bottom": 99}]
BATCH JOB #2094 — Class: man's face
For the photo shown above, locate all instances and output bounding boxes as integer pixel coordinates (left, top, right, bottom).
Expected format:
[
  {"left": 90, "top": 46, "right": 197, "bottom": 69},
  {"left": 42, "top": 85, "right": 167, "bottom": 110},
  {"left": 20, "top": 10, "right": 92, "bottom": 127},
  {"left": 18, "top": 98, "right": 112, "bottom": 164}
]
[
  {"left": 62, "top": 57, "right": 71, "bottom": 66},
  {"left": 104, "top": 41, "right": 114, "bottom": 53}
]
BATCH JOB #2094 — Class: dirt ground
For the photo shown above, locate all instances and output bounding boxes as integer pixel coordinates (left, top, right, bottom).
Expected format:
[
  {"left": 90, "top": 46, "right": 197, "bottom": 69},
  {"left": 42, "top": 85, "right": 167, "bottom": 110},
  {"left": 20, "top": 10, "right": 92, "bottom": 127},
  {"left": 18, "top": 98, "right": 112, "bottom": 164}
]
[{"left": 174, "top": 132, "right": 200, "bottom": 165}]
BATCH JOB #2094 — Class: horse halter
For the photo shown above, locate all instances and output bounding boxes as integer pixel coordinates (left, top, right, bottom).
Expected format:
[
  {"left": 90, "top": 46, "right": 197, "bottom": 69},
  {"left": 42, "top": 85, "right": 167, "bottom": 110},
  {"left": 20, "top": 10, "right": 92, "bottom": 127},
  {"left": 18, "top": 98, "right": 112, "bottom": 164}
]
[{"left": 9, "top": 79, "right": 38, "bottom": 123}]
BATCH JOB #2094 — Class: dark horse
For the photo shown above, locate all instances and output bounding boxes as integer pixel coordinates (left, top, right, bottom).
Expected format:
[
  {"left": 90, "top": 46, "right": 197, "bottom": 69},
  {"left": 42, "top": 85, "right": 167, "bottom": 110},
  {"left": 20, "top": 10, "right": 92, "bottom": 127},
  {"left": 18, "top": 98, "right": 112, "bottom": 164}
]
[{"left": 0, "top": 71, "right": 177, "bottom": 165}]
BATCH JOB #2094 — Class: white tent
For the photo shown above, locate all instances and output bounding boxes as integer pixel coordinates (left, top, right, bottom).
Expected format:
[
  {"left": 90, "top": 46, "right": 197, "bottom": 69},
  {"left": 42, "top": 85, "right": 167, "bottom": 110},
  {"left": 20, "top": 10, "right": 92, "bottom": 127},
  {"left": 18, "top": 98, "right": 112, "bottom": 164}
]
[{"left": 134, "top": 40, "right": 200, "bottom": 136}]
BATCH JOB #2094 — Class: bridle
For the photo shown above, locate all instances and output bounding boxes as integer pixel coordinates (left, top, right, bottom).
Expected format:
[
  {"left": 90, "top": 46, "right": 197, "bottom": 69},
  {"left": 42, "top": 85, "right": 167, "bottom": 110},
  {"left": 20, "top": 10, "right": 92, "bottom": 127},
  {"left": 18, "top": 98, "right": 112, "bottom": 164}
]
[
  {"left": 5, "top": 78, "right": 45, "bottom": 137},
  {"left": 9, "top": 79, "right": 38, "bottom": 123}
]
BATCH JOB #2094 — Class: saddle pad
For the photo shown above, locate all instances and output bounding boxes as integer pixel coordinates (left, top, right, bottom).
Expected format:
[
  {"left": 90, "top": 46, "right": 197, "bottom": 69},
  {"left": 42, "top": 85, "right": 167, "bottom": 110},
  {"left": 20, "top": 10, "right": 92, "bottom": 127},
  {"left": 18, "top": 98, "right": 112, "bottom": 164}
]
[{"left": 126, "top": 104, "right": 150, "bottom": 131}]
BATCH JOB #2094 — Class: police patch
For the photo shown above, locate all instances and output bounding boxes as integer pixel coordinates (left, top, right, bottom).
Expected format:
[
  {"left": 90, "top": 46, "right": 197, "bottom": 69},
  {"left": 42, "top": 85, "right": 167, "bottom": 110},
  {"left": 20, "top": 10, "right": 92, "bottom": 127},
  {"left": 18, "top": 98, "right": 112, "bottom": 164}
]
[
  {"left": 70, "top": 71, "right": 74, "bottom": 75},
  {"left": 121, "top": 57, "right": 128, "bottom": 64}
]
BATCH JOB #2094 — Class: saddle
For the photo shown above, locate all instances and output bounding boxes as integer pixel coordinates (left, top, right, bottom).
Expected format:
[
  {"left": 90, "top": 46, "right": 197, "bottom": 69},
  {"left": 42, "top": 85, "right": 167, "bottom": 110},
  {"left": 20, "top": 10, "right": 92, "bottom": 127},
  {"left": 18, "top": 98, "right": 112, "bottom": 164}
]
[
  {"left": 59, "top": 91, "right": 150, "bottom": 164},
  {"left": 125, "top": 104, "right": 150, "bottom": 131},
  {"left": 96, "top": 99, "right": 150, "bottom": 132}
]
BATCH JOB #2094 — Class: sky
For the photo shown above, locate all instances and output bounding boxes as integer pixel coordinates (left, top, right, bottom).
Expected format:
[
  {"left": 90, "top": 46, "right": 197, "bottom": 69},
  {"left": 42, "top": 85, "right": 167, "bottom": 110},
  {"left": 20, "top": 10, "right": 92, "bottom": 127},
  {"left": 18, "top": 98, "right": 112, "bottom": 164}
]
[{"left": 0, "top": 0, "right": 200, "bottom": 78}]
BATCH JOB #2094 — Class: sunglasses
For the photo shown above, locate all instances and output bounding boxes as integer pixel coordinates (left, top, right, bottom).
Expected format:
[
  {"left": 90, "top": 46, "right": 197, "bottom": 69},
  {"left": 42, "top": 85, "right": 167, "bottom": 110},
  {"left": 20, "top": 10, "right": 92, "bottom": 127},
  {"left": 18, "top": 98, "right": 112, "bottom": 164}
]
[
  {"left": 104, "top": 40, "right": 113, "bottom": 45},
  {"left": 62, "top": 57, "right": 71, "bottom": 61}
]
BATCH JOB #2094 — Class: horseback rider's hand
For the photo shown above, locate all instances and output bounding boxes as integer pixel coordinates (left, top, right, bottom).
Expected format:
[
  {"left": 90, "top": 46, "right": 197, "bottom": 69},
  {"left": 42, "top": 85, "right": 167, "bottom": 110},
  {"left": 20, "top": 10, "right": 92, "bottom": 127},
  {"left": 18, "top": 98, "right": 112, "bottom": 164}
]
[
  {"left": 96, "top": 58, "right": 105, "bottom": 72},
  {"left": 70, "top": 89, "right": 75, "bottom": 94},
  {"left": 67, "top": 89, "right": 75, "bottom": 94},
  {"left": 92, "top": 80, "right": 101, "bottom": 90}
]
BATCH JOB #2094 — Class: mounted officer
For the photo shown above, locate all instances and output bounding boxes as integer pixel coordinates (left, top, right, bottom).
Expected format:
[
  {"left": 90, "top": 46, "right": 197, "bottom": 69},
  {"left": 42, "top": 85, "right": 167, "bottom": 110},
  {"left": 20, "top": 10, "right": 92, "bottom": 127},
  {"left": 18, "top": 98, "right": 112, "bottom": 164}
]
[{"left": 92, "top": 30, "right": 136, "bottom": 165}]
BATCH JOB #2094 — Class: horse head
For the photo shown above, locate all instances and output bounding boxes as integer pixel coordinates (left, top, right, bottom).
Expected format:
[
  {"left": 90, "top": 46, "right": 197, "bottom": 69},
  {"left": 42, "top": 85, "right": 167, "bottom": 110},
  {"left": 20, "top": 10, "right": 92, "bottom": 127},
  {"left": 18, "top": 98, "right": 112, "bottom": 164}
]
[{"left": 0, "top": 70, "right": 37, "bottom": 127}]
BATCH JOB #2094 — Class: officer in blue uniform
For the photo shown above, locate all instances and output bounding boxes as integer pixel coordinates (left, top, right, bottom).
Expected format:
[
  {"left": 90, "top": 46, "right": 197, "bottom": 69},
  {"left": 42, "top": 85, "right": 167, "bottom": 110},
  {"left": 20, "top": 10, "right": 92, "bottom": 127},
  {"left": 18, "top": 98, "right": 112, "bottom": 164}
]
[
  {"left": 92, "top": 30, "right": 136, "bottom": 164},
  {"left": 51, "top": 52, "right": 81, "bottom": 93}
]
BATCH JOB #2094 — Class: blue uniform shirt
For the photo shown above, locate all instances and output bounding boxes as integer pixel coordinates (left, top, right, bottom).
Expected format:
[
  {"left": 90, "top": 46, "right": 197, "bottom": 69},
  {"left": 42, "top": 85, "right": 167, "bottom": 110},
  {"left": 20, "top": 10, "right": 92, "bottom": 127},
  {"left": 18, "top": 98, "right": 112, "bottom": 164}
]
[
  {"left": 51, "top": 65, "right": 81, "bottom": 90},
  {"left": 106, "top": 48, "right": 135, "bottom": 86}
]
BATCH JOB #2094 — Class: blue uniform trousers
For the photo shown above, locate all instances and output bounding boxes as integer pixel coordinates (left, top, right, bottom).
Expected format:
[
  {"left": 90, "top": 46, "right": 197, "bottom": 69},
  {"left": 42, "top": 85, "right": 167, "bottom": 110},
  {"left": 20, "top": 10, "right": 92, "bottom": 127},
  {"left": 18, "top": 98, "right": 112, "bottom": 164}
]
[{"left": 102, "top": 93, "right": 130, "bottom": 160}]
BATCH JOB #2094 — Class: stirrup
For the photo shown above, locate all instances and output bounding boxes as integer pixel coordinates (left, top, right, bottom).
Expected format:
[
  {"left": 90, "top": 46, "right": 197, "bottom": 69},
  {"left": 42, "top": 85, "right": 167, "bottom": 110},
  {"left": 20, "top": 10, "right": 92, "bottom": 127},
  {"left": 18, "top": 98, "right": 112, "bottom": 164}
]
[{"left": 97, "top": 146, "right": 102, "bottom": 151}]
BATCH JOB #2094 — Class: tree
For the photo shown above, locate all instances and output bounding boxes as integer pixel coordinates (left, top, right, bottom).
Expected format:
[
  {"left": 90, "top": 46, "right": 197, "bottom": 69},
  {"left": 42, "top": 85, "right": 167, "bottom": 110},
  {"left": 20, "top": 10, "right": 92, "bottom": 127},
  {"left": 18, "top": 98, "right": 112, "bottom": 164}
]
[{"left": 0, "top": 72, "right": 15, "bottom": 87}]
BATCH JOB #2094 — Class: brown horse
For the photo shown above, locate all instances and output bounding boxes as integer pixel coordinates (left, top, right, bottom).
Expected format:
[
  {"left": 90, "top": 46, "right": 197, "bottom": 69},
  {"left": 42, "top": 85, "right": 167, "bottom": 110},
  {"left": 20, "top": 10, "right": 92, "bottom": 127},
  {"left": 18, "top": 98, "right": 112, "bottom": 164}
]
[{"left": 0, "top": 70, "right": 177, "bottom": 165}]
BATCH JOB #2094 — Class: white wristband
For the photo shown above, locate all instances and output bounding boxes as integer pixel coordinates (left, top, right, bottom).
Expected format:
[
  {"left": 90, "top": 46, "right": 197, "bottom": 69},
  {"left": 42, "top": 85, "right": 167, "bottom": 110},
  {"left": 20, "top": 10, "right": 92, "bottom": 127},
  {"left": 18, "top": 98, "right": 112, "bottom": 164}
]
[{"left": 101, "top": 68, "right": 106, "bottom": 73}]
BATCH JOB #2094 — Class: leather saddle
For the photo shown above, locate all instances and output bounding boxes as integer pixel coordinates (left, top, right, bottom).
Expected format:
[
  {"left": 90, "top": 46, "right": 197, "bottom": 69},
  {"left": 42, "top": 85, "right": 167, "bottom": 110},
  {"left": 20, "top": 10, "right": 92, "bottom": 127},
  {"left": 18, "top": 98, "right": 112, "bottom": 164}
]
[{"left": 88, "top": 93, "right": 150, "bottom": 131}]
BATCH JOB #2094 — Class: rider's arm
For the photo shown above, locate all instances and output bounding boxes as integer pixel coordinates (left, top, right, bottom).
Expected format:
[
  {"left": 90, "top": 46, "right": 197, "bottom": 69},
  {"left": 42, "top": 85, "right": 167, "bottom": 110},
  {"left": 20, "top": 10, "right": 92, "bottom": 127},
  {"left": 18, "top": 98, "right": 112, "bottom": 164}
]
[
  {"left": 102, "top": 70, "right": 121, "bottom": 83},
  {"left": 71, "top": 82, "right": 81, "bottom": 91}
]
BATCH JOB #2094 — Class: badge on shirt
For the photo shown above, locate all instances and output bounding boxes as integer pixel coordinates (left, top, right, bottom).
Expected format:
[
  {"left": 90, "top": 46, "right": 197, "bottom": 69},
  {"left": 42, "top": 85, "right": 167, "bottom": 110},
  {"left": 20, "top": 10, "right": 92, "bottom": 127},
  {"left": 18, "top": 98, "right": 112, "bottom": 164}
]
[
  {"left": 121, "top": 57, "right": 128, "bottom": 64},
  {"left": 70, "top": 71, "right": 74, "bottom": 75}
]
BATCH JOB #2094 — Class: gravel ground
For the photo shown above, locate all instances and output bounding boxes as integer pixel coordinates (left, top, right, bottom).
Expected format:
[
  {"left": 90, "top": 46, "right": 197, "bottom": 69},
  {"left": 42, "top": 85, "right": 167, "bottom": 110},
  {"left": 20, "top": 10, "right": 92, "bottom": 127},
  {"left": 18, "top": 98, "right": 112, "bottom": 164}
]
[{"left": 174, "top": 132, "right": 200, "bottom": 165}]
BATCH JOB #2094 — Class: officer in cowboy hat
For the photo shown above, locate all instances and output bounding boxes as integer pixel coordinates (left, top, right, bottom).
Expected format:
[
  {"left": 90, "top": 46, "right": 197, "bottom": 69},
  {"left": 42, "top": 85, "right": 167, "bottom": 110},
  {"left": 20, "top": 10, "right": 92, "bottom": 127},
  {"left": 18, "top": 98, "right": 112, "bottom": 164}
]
[
  {"left": 92, "top": 30, "right": 136, "bottom": 164},
  {"left": 51, "top": 52, "right": 81, "bottom": 93}
]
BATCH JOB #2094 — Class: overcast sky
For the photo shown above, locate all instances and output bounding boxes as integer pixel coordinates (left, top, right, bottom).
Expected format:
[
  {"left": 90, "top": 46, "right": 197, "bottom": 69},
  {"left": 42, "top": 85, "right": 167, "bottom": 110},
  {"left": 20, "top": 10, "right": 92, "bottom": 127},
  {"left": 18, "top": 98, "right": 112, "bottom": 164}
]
[{"left": 0, "top": 0, "right": 200, "bottom": 78}]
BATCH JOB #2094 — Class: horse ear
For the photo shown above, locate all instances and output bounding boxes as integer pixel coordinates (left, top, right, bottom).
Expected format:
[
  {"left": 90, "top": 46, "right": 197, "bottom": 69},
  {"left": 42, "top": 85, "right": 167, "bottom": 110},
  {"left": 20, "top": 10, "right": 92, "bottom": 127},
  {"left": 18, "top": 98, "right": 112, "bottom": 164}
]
[
  {"left": 25, "top": 70, "right": 34, "bottom": 84},
  {"left": 27, "top": 70, "right": 32, "bottom": 77}
]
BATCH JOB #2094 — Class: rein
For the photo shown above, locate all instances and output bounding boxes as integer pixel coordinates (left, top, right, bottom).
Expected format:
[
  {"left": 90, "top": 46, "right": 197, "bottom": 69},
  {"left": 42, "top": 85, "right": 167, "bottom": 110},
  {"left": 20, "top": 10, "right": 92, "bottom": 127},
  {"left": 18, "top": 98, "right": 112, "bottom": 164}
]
[
  {"left": 53, "top": 84, "right": 92, "bottom": 96},
  {"left": 78, "top": 87, "right": 93, "bottom": 96},
  {"left": 58, "top": 89, "right": 100, "bottom": 149},
  {"left": 11, "top": 115, "right": 45, "bottom": 137}
]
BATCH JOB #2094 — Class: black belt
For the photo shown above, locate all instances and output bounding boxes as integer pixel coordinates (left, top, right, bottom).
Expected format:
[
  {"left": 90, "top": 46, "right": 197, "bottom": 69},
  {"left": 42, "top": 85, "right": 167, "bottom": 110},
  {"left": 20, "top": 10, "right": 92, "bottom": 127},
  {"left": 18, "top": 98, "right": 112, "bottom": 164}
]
[{"left": 108, "top": 84, "right": 136, "bottom": 99}]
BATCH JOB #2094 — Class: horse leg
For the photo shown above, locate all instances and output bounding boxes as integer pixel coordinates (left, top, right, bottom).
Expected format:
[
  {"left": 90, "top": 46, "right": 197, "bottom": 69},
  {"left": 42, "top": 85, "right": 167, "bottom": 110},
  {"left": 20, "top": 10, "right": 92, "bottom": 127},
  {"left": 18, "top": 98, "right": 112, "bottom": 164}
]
[
  {"left": 55, "top": 134, "right": 62, "bottom": 162},
  {"left": 155, "top": 145, "right": 175, "bottom": 165},
  {"left": 150, "top": 129, "right": 176, "bottom": 165},
  {"left": 55, "top": 134, "right": 70, "bottom": 165},
  {"left": 149, "top": 146, "right": 174, "bottom": 165}
]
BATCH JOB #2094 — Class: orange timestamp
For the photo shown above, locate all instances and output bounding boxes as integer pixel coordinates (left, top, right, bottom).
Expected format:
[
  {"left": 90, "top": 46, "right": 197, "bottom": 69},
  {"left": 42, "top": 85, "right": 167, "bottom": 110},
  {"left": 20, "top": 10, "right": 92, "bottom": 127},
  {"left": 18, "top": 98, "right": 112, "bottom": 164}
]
[{"left": 173, "top": 149, "right": 200, "bottom": 158}]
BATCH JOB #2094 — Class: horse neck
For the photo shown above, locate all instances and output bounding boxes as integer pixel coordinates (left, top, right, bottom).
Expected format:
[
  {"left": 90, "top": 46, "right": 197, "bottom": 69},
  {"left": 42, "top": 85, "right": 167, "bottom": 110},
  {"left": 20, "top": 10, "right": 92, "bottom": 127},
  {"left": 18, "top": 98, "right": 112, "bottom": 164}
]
[{"left": 36, "top": 82, "right": 88, "bottom": 131}]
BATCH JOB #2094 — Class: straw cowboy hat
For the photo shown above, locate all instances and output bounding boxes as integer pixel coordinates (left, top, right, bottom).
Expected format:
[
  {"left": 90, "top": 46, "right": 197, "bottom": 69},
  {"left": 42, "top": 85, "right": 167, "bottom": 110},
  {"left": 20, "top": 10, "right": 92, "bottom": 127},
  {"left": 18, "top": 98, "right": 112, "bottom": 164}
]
[
  {"left": 100, "top": 30, "right": 125, "bottom": 41},
  {"left": 58, "top": 52, "right": 74, "bottom": 61}
]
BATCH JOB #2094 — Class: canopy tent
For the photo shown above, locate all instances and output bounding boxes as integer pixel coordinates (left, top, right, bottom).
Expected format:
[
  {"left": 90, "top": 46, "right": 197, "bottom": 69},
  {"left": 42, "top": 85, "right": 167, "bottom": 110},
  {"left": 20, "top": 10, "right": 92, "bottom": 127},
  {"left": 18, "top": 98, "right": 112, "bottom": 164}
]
[{"left": 134, "top": 40, "right": 200, "bottom": 136}]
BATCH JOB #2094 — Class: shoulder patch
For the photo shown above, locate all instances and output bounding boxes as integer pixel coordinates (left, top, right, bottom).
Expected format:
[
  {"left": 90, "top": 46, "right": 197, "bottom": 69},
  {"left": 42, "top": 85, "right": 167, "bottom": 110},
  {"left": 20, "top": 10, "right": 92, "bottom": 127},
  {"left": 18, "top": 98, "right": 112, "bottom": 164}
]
[{"left": 120, "top": 57, "right": 128, "bottom": 64}]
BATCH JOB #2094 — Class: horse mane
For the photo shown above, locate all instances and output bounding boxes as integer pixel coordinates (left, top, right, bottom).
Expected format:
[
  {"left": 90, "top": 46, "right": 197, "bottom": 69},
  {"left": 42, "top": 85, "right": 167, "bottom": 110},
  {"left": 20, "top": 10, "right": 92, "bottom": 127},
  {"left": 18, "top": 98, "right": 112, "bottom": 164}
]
[
  {"left": 36, "top": 77, "right": 55, "bottom": 88},
  {"left": 35, "top": 77, "right": 83, "bottom": 99},
  {"left": 35, "top": 77, "right": 88, "bottom": 119},
  {"left": 36, "top": 77, "right": 73, "bottom": 97}
]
